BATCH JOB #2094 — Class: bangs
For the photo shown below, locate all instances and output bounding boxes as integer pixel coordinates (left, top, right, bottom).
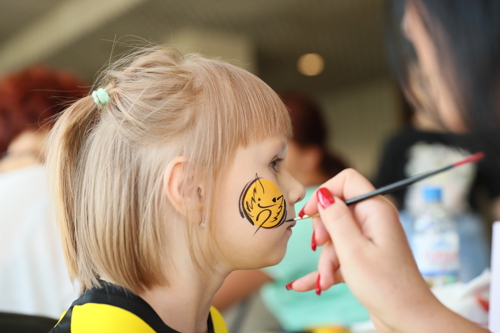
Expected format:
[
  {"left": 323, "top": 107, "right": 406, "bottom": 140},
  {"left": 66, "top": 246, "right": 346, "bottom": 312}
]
[
  {"left": 186, "top": 56, "right": 292, "bottom": 150},
  {"left": 225, "top": 68, "right": 293, "bottom": 147}
]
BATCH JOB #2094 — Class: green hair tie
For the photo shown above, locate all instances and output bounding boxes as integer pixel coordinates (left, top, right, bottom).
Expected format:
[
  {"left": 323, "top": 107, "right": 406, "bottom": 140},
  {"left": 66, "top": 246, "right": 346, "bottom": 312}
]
[{"left": 92, "top": 88, "right": 110, "bottom": 107}]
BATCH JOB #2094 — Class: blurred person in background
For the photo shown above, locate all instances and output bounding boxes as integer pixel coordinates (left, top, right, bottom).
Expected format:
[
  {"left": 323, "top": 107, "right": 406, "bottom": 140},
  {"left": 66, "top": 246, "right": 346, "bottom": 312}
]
[
  {"left": 213, "top": 92, "right": 369, "bottom": 332},
  {"left": 290, "top": 0, "right": 500, "bottom": 332},
  {"left": 0, "top": 66, "right": 86, "bottom": 319},
  {"left": 373, "top": 62, "right": 500, "bottom": 282}
]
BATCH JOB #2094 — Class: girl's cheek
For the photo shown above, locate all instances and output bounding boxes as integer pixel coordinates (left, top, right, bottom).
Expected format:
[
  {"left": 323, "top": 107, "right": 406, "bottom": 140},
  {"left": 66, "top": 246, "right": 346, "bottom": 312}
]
[{"left": 239, "top": 175, "right": 287, "bottom": 232}]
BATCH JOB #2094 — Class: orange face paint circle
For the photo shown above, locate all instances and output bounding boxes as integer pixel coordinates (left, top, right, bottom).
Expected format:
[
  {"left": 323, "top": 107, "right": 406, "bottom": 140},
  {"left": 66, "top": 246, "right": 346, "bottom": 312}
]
[{"left": 239, "top": 177, "right": 287, "bottom": 229}]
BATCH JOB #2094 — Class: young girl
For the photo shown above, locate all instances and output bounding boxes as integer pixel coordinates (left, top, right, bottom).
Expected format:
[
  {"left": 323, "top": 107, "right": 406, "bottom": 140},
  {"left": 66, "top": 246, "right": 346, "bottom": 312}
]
[{"left": 46, "top": 46, "right": 304, "bottom": 332}]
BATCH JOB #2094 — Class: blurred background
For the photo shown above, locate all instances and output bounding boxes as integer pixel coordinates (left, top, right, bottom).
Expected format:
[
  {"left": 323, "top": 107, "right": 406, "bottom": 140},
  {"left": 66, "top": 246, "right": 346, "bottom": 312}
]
[
  {"left": 3, "top": 1, "right": 498, "bottom": 333},
  {"left": 0, "top": 0, "right": 400, "bottom": 178}
]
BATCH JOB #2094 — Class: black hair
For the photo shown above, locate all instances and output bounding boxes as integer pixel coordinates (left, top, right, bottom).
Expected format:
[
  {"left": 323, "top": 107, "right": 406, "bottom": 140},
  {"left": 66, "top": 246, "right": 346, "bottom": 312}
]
[
  {"left": 416, "top": 0, "right": 500, "bottom": 158},
  {"left": 384, "top": 0, "right": 445, "bottom": 128},
  {"left": 384, "top": 0, "right": 415, "bottom": 91},
  {"left": 386, "top": 0, "right": 500, "bottom": 159}
]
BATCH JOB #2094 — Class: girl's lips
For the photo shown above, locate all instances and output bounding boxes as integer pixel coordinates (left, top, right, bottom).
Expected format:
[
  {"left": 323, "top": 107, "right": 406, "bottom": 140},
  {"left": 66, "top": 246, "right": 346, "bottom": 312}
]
[{"left": 287, "top": 221, "right": 296, "bottom": 229}]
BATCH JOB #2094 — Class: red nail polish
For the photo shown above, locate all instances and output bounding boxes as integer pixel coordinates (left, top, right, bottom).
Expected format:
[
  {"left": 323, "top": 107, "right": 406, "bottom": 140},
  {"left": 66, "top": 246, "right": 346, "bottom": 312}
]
[
  {"left": 311, "top": 230, "right": 317, "bottom": 251},
  {"left": 298, "top": 207, "right": 306, "bottom": 218},
  {"left": 285, "top": 280, "right": 295, "bottom": 291},
  {"left": 317, "top": 188, "right": 335, "bottom": 209},
  {"left": 315, "top": 274, "right": 321, "bottom": 296}
]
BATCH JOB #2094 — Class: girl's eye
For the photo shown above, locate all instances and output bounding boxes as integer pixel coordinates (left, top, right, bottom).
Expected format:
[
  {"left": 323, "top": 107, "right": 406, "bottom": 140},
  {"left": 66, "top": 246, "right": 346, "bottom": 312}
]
[{"left": 270, "top": 158, "right": 282, "bottom": 172}]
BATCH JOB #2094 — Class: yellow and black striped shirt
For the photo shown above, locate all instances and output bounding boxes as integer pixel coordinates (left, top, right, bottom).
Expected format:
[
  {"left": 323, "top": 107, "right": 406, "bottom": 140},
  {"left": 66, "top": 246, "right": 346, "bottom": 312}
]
[{"left": 50, "top": 281, "right": 227, "bottom": 333}]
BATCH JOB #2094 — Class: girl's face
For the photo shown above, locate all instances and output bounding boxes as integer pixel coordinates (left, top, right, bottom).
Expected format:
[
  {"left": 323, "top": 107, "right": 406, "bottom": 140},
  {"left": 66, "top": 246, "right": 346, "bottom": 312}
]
[
  {"left": 213, "top": 135, "right": 305, "bottom": 271},
  {"left": 403, "top": 3, "right": 466, "bottom": 133}
]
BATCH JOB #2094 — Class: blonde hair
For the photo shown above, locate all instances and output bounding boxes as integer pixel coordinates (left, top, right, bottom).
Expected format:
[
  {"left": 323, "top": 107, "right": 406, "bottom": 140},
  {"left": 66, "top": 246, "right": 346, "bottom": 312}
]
[{"left": 46, "top": 46, "right": 292, "bottom": 293}]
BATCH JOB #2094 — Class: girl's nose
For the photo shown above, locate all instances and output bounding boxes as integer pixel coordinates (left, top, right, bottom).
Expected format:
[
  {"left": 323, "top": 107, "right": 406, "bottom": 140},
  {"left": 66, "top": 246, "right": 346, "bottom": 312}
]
[{"left": 287, "top": 172, "right": 306, "bottom": 205}]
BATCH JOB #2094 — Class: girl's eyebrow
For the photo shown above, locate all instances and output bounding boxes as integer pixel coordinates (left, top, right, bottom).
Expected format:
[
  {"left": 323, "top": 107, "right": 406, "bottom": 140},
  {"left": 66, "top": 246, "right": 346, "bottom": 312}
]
[
  {"left": 277, "top": 141, "right": 288, "bottom": 153},
  {"left": 271, "top": 146, "right": 286, "bottom": 159},
  {"left": 267, "top": 139, "right": 287, "bottom": 159},
  {"left": 280, "top": 143, "right": 288, "bottom": 156}
]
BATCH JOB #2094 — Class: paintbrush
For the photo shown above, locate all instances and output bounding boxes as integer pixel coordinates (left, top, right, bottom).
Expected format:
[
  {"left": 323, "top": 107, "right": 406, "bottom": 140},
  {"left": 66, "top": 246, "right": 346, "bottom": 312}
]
[{"left": 286, "top": 151, "right": 485, "bottom": 222}]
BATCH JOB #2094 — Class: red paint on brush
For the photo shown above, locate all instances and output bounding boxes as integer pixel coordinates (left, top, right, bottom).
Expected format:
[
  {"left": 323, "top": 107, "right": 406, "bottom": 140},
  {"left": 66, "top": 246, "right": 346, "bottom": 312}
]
[{"left": 453, "top": 152, "right": 485, "bottom": 167}]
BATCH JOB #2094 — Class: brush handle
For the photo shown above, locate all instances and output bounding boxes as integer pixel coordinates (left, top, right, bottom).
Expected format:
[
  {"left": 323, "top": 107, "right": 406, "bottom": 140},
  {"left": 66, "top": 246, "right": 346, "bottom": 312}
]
[
  {"left": 288, "top": 164, "right": 452, "bottom": 222},
  {"left": 344, "top": 164, "right": 452, "bottom": 206},
  {"left": 287, "top": 152, "right": 484, "bottom": 222}
]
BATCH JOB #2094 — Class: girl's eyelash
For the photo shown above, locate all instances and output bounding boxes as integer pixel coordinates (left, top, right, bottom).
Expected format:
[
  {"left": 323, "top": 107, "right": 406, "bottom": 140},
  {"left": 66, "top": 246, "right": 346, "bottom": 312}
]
[{"left": 270, "top": 158, "right": 284, "bottom": 171}]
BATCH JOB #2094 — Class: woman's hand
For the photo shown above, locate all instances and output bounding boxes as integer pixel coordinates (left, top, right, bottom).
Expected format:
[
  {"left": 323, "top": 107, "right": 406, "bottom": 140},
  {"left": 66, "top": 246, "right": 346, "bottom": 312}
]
[{"left": 289, "top": 169, "right": 482, "bottom": 333}]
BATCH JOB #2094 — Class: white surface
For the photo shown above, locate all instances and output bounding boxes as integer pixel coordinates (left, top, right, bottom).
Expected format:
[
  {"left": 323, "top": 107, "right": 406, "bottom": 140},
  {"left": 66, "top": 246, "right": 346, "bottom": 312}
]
[
  {"left": 432, "top": 270, "right": 489, "bottom": 327},
  {"left": 0, "top": 165, "right": 77, "bottom": 319},
  {"left": 351, "top": 269, "right": 492, "bottom": 332},
  {"left": 490, "top": 222, "right": 500, "bottom": 331}
]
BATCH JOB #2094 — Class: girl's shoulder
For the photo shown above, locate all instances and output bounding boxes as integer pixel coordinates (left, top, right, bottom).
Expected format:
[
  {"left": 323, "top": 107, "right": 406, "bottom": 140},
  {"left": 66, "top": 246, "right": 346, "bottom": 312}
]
[
  {"left": 50, "top": 281, "right": 227, "bottom": 333},
  {"left": 49, "top": 281, "right": 164, "bottom": 333}
]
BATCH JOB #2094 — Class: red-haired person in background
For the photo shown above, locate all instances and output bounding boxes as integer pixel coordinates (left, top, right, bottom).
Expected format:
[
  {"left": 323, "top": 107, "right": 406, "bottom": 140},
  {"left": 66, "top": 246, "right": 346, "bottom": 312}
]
[
  {"left": 213, "top": 92, "right": 369, "bottom": 332},
  {"left": 0, "top": 66, "right": 86, "bottom": 169},
  {"left": 0, "top": 66, "right": 86, "bottom": 319}
]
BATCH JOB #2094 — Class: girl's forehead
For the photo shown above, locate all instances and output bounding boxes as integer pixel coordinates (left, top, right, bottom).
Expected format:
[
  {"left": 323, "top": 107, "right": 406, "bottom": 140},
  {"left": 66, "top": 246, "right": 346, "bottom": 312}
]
[
  {"left": 244, "top": 135, "right": 288, "bottom": 150},
  {"left": 239, "top": 137, "right": 289, "bottom": 159}
]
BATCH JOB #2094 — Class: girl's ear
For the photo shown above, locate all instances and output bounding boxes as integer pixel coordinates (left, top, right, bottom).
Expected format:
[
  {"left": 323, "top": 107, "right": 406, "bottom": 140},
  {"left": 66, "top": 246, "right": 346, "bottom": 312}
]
[{"left": 163, "top": 157, "right": 204, "bottom": 217}]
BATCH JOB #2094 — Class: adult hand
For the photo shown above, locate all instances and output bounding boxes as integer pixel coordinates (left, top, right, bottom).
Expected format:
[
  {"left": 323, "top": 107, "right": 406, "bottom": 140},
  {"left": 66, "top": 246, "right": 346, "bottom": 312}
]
[{"left": 289, "top": 169, "right": 485, "bottom": 333}]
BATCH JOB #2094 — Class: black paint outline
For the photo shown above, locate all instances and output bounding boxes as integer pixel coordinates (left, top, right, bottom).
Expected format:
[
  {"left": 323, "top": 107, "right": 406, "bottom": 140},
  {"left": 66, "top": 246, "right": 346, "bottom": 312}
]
[{"left": 238, "top": 174, "right": 287, "bottom": 234}]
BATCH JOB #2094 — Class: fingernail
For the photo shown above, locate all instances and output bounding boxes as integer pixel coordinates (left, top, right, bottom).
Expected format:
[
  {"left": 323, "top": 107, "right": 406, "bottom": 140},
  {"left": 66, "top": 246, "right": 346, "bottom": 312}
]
[
  {"left": 298, "top": 207, "right": 306, "bottom": 218},
  {"left": 315, "top": 274, "right": 321, "bottom": 296},
  {"left": 311, "top": 230, "right": 317, "bottom": 251},
  {"left": 317, "top": 188, "right": 335, "bottom": 209},
  {"left": 285, "top": 280, "right": 295, "bottom": 291}
]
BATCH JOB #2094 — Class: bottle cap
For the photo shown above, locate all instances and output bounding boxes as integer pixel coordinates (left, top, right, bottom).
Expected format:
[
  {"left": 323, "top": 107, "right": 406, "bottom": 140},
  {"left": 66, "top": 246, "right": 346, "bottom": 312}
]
[{"left": 423, "top": 186, "right": 442, "bottom": 202}]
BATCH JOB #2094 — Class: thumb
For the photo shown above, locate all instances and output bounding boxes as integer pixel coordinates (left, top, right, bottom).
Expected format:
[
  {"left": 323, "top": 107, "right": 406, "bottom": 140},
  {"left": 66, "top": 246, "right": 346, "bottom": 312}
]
[{"left": 316, "top": 187, "right": 367, "bottom": 255}]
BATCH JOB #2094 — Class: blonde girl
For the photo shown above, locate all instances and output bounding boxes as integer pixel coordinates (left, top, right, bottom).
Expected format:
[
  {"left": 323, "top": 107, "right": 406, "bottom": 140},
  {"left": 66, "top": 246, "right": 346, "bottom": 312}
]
[{"left": 47, "top": 46, "right": 304, "bottom": 333}]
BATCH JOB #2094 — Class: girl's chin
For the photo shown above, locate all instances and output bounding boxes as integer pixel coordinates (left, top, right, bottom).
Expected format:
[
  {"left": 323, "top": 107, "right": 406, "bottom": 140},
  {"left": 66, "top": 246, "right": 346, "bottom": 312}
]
[
  {"left": 242, "top": 250, "right": 287, "bottom": 270},
  {"left": 263, "top": 245, "right": 288, "bottom": 267}
]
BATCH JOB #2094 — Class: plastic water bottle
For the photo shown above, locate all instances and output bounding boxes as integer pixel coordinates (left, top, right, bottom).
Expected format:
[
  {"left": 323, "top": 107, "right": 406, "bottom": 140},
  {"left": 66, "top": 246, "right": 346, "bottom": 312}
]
[{"left": 412, "top": 186, "right": 460, "bottom": 287}]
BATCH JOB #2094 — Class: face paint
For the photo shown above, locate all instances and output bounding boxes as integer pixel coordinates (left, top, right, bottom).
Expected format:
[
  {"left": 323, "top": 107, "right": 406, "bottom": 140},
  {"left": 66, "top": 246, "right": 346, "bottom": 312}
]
[{"left": 239, "top": 175, "right": 287, "bottom": 232}]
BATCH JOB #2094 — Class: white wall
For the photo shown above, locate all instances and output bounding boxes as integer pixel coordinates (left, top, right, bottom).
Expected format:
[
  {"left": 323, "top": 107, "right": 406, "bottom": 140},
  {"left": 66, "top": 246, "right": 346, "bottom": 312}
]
[{"left": 319, "top": 77, "right": 401, "bottom": 179}]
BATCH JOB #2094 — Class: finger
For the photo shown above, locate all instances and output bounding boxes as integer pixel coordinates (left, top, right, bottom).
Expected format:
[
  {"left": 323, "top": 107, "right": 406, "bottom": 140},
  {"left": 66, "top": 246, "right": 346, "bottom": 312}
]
[
  {"left": 324, "top": 168, "right": 376, "bottom": 201},
  {"left": 319, "top": 169, "right": 402, "bottom": 243},
  {"left": 317, "top": 241, "right": 344, "bottom": 290},
  {"left": 318, "top": 188, "right": 403, "bottom": 252},
  {"left": 299, "top": 169, "right": 376, "bottom": 218},
  {"left": 289, "top": 271, "right": 318, "bottom": 292},
  {"left": 312, "top": 216, "right": 329, "bottom": 247},
  {"left": 299, "top": 188, "right": 319, "bottom": 220},
  {"left": 317, "top": 192, "right": 367, "bottom": 258}
]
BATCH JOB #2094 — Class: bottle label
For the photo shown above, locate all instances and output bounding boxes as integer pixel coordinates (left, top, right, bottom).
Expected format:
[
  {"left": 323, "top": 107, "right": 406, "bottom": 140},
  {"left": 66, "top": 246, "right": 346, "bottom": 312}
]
[{"left": 413, "top": 231, "right": 459, "bottom": 284}]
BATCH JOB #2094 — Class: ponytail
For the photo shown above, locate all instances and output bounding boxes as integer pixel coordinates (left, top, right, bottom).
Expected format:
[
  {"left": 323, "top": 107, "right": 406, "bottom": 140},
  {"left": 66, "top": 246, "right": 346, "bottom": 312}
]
[{"left": 46, "top": 95, "right": 99, "bottom": 280}]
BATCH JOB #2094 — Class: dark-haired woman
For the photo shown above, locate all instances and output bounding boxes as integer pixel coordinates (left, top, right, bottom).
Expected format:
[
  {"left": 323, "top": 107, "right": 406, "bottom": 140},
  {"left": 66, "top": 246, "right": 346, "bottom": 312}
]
[{"left": 289, "top": 1, "right": 499, "bottom": 332}]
